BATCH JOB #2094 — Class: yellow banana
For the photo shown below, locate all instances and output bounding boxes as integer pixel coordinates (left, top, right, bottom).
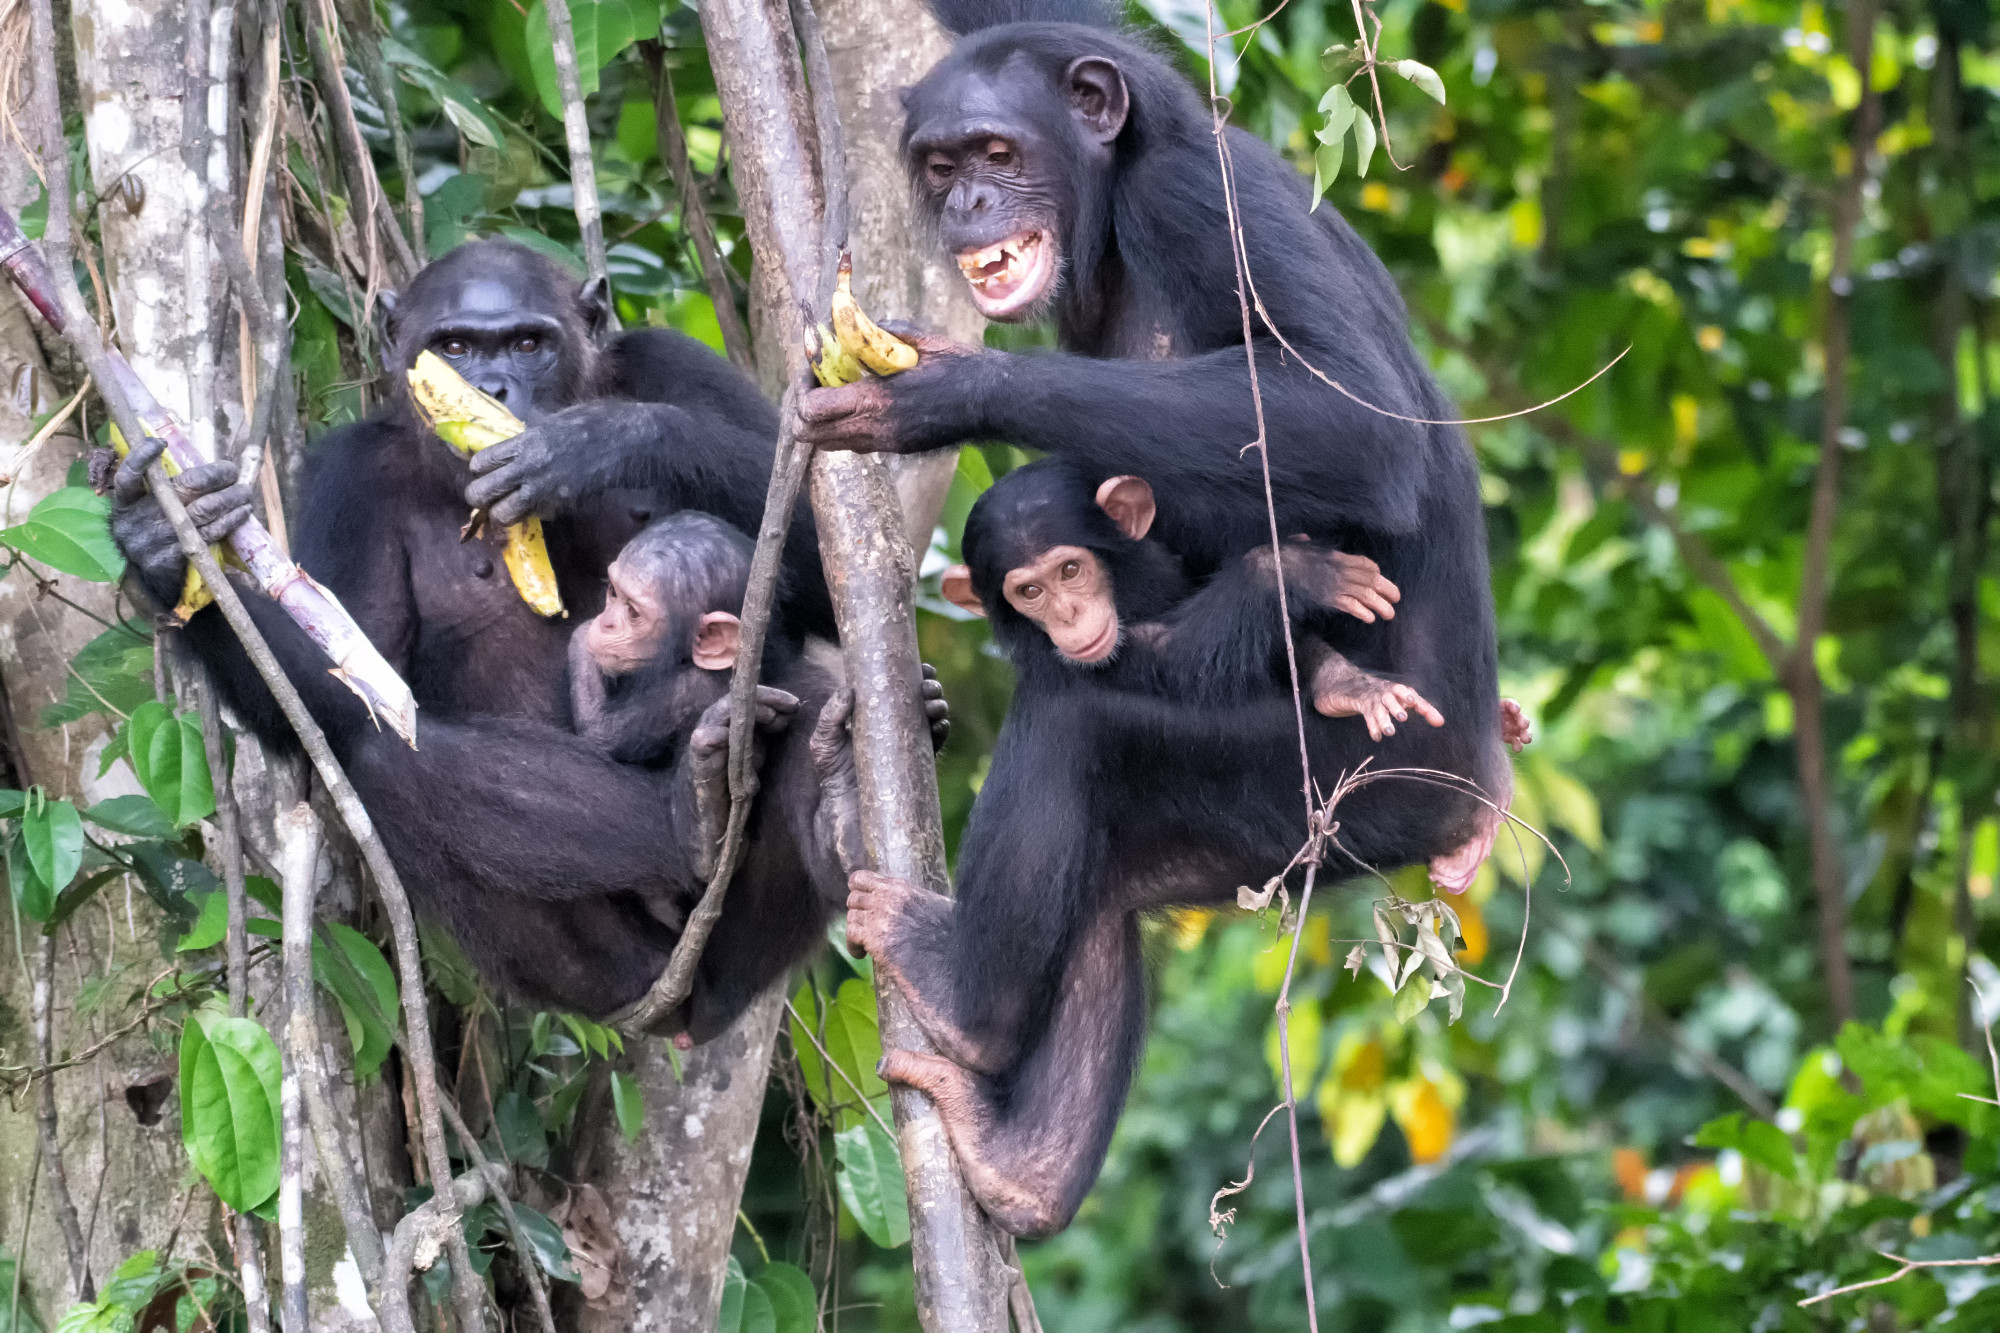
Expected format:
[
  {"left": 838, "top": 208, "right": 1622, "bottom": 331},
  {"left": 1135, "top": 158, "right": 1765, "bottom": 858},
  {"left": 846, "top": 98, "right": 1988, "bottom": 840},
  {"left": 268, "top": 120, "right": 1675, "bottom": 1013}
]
[
  {"left": 829, "top": 252, "right": 920, "bottom": 375},
  {"left": 406, "top": 350, "right": 566, "bottom": 618},
  {"left": 809, "top": 321, "right": 866, "bottom": 388}
]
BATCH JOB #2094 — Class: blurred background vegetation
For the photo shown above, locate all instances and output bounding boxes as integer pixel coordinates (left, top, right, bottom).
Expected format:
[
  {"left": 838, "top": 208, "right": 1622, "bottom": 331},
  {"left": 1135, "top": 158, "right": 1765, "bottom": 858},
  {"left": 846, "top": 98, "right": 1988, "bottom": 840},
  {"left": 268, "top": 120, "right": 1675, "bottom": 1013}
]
[{"left": 10, "top": 0, "right": 2000, "bottom": 1325}]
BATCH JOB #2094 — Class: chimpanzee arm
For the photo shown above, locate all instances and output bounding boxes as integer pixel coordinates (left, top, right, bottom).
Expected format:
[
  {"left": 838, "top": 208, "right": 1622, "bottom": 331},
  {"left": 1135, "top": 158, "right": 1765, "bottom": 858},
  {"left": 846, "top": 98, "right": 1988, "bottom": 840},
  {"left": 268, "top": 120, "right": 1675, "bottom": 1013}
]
[{"left": 799, "top": 341, "right": 1431, "bottom": 540}]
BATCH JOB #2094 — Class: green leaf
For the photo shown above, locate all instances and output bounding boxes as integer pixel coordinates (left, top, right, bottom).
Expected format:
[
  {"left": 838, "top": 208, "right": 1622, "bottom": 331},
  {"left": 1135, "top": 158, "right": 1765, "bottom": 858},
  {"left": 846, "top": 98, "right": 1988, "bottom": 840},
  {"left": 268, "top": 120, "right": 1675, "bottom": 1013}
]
[
  {"left": 312, "top": 922, "right": 400, "bottom": 1080},
  {"left": 507, "top": 1204, "right": 578, "bottom": 1281},
  {"left": 1311, "top": 139, "right": 1344, "bottom": 211},
  {"left": 20, "top": 797, "right": 81, "bottom": 896},
  {"left": 833, "top": 1120, "right": 909, "bottom": 1249},
  {"left": 82, "top": 794, "right": 175, "bottom": 840},
  {"left": 1352, "top": 107, "right": 1377, "bottom": 177},
  {"left": 1692, "top": 1112, "right": 1796, "bottom": 1180},
  {"left": 751, "top": 1262, "right": 817, "bottom": 1333},
  {"left": 612, "top": 1070, "right": 644, "bottom": 1143},
  {"left": 43, "top": 620, "right": 153, "bottom": 727},
  {"left": 717, "top": 1256, "right": 776, "bottom": 1333},
  {"left": 0, "top": 487, "right": 124, "bottom": 582},
  {"left": 0, "top": 789, "right": 24, "bottom": 818},
  {"left": 125, "top": 703, "right": 215, "bottom": 828},
  {"left": 179, "top": 1007, "right": 283, "bottom": 1212},
  {"left": 382, "top": 38, "right": 510, "bottom": 150},
  {"left": 1317, "top": 82, "right": 1356, "bottom": 143},
  {"left": 495, "top": 1089, "right": 550, "bottom": 1169},
  {"left": 1393, "top": 59, "right": 1447, "bottom": 104},
  {"left": 523, "top": 0, "right": 664, "bottom": 119},
  {"left": 177, "top": 891, "right": 230, "bottom": 952},
  {"left": 7, "top": 828, "right": 52, "bottom": 923},
  {"left": 0, "top": 1247, "right": 47, "bottom": 1332}
]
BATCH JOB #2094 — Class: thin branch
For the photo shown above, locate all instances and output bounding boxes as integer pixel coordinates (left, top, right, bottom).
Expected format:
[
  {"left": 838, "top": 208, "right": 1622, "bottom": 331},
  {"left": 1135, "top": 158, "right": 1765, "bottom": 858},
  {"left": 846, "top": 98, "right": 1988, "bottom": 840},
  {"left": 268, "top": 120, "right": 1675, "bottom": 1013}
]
[
  {"left": 541, "top": 0, "right": 609, "bottom": 291},
  {"left": 644, "top": 51, "right": 751, "bottom": 369},
  {"left": 298, "top": 0, "right": 415, "bottom": 291},
  {"left": 380, "top": 1165, "right": 507, "bottom": 1333},
  {"left": 33, "top": 932, "right": 93, "bottom": 1301},
  {"left": 275, "top": 802, "right": 321, "bottom": 1333},
  {"left": 1798, "top": 1252, "right": 2000, "bottom": 1308},
  {"left": 433, "top": 1097, "right": 558, "bottom": 1333},
  {"left": 782, "top": 998, "right": 897, "bottom": 1141}
]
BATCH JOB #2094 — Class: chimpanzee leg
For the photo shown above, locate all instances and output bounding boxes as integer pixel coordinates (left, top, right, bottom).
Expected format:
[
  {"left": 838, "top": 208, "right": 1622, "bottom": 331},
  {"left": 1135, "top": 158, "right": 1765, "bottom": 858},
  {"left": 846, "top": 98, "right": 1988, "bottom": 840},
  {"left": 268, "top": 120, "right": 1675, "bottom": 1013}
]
[
  {"left": 846, "top": 873, "right": 1004, "bottom": 1074},
  {"left": 878, "top": 908, "right": 1145, "bottom": 1239}
]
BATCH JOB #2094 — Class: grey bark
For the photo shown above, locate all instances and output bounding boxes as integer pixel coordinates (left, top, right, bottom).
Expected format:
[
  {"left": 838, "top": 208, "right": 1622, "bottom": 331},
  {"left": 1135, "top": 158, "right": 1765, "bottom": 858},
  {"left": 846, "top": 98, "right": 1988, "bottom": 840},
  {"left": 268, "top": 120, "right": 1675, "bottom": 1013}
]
[{"left": 576, "top": 989, "right": 786, "bottom": 1333}]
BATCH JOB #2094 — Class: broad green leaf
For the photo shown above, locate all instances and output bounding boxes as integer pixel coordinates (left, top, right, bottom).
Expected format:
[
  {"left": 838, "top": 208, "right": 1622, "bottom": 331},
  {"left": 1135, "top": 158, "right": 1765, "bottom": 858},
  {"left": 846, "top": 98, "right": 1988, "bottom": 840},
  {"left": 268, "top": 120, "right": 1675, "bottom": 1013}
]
[
  {"left": 42, "top": 620, "right": 153, "bottom": 727},
  {"left": 1317, "top": 82, "right": 1356, "bottom": 143},
  {"left": 0, "top": 790, "right": 26, "bottom": 819},
  {"left": 508, "top": 1204, "right": 578, "bottom": 1281},
  {"left": 1693, "top": 1113, "right": 1795, "bottom": 1181},
  {"left": 180, "top": 1008, "right": 283, "bottom": 1212},
  {"left": 612, "top": 1070, "right": 644, "bottom": 1143},
  {"left": 82, "top": 794, "right": 175, "bottom": 840},
  {"left": 788, "top": 978, "right": 889, "bottom": 1131},
  {"left": 716, "top": 1255, "right": 776, "bottom": 1333},
  {"left": 125, "top": 703, "right": 215, "bottom": 827},
  {"left": 1352, "top": 107, "right": 1377, "bottom": 177},
  {"left": 381, "top": 38, "right": 509, "bottom": 150},
  {"left": 7, "top": 828, "right": 53, "bottom": 923},
  {"left": 523, "top": 0, "right": 665, "bottom": 119},
  {"left": 833, "top": 1121, "right": 910, "bottom": 1249},
  {"left": 751, "top": 1262, "right": 817, "bottom": 1333},
  {"left": 495, "top": 1089, "right": 550, "bottom": 1169},
  {"left": 20, "top": 797, "right": 81, "bottom": 896},
  {"left": 1393, "top": 59, "right": 1446, "bottom": 104},
  {"left": 177, "top": 891, "right": 230, "bottom": 952},
  {"left": 312, "top": 922, "right": 400, "bottom": 1080},
  {"left": 0, "top": 487, "right": 123, "bottom": 582},
  {"left": 1311, "top": 139, "right": 1344, "bottom": 210}
]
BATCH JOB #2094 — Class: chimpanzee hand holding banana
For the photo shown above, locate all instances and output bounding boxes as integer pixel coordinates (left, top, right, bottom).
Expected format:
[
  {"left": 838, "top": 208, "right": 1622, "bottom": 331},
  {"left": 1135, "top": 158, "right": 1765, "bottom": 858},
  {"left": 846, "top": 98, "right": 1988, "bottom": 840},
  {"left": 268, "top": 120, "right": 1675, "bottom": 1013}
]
[{"left": 806, "top": 252, "right": 921, "bottom": 388}]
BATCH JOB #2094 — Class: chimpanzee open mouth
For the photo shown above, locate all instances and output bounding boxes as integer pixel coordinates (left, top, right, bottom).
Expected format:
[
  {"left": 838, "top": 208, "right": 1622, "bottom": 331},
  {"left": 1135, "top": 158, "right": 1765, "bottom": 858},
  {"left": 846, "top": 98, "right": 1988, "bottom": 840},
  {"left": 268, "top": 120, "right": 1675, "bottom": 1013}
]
[{"left": 955, "top": 229, "right": 1054, "bottom": 319}]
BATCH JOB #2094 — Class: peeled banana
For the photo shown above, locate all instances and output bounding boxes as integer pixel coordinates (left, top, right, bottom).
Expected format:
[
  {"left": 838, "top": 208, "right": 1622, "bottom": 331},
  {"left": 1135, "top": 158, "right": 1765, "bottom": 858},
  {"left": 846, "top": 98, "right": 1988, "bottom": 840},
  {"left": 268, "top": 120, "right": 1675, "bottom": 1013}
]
[
  {"left": 808, "top": 252, "right": 921, "bottom": 385},
  {"left": 406, "top": 350, "right": 566, "bottom": 619}
]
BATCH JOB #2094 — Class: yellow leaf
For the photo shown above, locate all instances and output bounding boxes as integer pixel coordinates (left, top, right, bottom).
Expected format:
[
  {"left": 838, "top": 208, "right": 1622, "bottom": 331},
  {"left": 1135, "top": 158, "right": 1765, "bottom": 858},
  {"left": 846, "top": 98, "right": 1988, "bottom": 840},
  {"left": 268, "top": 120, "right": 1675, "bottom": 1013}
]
[
  {"left": 1696, "top": 325, "right": 1725, "bottom": 352},
  {"left": 1389, "top": 1077, "right": 1455, "bottom": 1164},
  {"left": 1823, "top": 57, "right": 1861, "bottom": 111},
  {"left": 1359, "top": 182, "right": 1393, "bottom": 213},
  {"left": 1333, "top": 1033, "right": 1386, "bottom": 1093},
  {"left": 1672, "top": 393, "right": 1700, "bottom": 451},
  {"left": 1168, "top": 908, "right": 1214, "bottom": 949},
  {"left": 1321, "top": 1086, "right": 1387, "bottom": 1168},
  {"left": 1508, "top": 198, "right": 1543, "bottom": 250}
]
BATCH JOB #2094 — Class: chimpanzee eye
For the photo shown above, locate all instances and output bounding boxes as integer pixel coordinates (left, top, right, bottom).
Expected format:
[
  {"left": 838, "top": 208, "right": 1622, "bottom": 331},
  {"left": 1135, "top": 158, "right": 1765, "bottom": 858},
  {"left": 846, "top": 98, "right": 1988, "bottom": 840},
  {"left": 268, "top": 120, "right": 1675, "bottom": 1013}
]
[
  {"left": 1060, "top": 560, "right": 1080, "bottom": 580},
  {"left": 987, "top": 143, "right": 1014, "bottom": 167},
  {"left": 928, "top": 154, "right": 955, "bottom": 182},
  {"left": 1020, "top": 584, "right": 1042, "bottom": 601},
  {"left": 441, "top": 338, "right": 469, "bottom": 357},
  {"left": 515, "top": 335, "right": 541, "bottom": 354}
]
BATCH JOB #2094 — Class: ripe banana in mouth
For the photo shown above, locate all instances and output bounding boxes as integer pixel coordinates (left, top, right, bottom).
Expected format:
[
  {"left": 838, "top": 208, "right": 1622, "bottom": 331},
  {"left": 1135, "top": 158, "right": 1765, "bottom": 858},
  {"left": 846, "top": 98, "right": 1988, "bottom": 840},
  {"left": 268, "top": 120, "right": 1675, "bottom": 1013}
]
[{"left": 809, "top": 251, "right": 921, "bottom": 384}]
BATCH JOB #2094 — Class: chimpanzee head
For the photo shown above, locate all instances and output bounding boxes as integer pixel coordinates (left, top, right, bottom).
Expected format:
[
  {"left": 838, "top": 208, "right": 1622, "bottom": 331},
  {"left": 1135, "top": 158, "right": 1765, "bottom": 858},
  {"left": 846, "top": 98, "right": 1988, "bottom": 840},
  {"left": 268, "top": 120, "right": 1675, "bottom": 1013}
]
[
  {"left": 379, "top": 238, "right": 609, "bottom": 421},
  {"left": 903, "top": 27, "right": 1132, "bottom": 324},
  {"left": 944, "top": 459, "right": 1182, "bottom": 665},
  {"left": 581, "top": 512, "right": 770, "bottom": 680}
]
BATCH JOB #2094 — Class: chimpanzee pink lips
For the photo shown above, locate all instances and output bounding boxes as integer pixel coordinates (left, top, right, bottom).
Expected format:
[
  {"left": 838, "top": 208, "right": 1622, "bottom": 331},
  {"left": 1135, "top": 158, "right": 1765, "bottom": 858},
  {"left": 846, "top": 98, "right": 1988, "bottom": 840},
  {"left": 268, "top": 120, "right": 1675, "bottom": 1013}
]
[
  {"left": 955, "top": 230, "right": 1053, "bottom": 319},
  {"left": 1059, "top": 619, "right": 1119, "bottom": 665}
]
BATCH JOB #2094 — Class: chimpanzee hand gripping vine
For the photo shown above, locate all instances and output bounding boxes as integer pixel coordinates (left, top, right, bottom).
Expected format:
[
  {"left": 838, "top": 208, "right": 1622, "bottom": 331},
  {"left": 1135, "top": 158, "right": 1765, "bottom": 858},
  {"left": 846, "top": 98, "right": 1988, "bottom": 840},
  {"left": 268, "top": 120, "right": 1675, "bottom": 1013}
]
[{"left": 797, "top": 0, "right": 1531, "bottom": 1236}]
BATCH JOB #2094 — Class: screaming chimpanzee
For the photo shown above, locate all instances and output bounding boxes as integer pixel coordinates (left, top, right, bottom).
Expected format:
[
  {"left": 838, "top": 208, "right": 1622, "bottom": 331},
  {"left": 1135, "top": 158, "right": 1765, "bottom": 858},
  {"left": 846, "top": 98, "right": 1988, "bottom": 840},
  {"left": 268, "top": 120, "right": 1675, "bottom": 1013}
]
[
  {"left": 843, "top": 463, "right": 1519, "bottom": 1237},
  {"left": 939, "top": 460, "right": 1441, "bottom": 740},
  {"left": 345, "top": 513, "right": 880, "bottom": 1038},
  {"left": 111, "top": 238, "right": 832, "bottom": 760}
]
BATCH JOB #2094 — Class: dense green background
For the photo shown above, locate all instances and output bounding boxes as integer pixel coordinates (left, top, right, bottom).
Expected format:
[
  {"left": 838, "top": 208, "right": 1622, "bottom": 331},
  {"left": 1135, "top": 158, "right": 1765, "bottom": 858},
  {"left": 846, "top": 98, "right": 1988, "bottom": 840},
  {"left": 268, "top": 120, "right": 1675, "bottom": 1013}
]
[{"left": 12, "top": 0, "right": 2000, "bottom": 1326}]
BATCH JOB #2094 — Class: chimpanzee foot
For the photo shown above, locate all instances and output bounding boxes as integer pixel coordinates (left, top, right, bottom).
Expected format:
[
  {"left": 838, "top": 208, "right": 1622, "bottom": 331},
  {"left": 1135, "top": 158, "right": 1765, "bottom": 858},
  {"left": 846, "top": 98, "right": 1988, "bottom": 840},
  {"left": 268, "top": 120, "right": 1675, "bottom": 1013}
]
[
  {"left": 845, "top": 872, "right": 1004, "bottom": 1072},
  {"left": 877, "top": 1051, "right": 1070, "bottom": 1239},
  {"left": 1500, "top": 698, "right": 1533, "bottom": 752},
  {"left": 1311, "top": 652, "right": 1446, "bottom": 740},
  {"left": 1429, "top": 806, "right": 1499, "bottom": 894}
]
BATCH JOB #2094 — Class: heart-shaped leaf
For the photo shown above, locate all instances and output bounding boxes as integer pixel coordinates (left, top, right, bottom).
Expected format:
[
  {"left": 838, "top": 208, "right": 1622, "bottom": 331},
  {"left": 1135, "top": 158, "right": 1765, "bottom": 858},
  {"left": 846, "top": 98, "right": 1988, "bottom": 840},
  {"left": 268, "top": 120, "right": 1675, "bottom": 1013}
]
[
  {"left": 180, "top": 1007, "right": 283, "bottom": 1212},
  {"left": 125, "top": 703, "right": 215, "bottom": 828},
  {"left": 0, "top": 487, "right": 124, "bottom": 582},
  {"left": 19, "top": 797, "right": 81, "bottom": 897}
]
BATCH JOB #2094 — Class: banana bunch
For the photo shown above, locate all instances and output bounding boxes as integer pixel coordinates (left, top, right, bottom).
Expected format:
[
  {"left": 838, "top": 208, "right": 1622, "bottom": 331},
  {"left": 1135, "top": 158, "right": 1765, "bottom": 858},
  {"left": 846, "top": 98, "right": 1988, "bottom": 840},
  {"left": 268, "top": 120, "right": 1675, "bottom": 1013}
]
[
  {"left": 107, "top": 424, "right": 231, "bottom": 622},
  {"left": 807, "top": 252, "right": 920, "bottom": 388},
  {"left": 406, "top": 350, "right": 566, "bottom": 618}
]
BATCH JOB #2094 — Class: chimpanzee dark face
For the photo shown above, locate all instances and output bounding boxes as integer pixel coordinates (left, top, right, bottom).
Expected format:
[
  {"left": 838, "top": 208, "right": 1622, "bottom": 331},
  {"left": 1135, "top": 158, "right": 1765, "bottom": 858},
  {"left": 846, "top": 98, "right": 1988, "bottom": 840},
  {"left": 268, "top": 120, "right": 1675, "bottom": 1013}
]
[
  {"left": 904, "top": 52, "right": 1129, "bottom": 321},
  {"left": 380, "top": 238, "right": 607, "bottom": 422}
]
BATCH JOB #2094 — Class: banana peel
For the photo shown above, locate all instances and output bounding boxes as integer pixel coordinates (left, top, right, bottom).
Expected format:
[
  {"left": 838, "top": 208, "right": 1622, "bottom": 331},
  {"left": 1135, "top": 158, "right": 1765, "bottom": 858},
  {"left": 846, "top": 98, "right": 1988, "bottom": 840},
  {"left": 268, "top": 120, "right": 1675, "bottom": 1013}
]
[
  {"left": 808, "top": 251, "right": 921, "bottom": 386},
  {"left": 108, "top": 423, "right": 228, "bottom": 622},
  {"left": 406, "top": 350, "right": 566, "bottom": 618}
]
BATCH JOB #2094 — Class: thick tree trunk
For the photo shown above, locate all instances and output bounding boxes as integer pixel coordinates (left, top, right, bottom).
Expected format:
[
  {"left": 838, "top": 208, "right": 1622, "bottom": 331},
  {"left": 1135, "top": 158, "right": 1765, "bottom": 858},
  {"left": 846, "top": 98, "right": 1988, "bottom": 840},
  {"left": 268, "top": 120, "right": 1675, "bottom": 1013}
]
[{"left": 576, "top": 989, "right": 786, "bottom": 1332}]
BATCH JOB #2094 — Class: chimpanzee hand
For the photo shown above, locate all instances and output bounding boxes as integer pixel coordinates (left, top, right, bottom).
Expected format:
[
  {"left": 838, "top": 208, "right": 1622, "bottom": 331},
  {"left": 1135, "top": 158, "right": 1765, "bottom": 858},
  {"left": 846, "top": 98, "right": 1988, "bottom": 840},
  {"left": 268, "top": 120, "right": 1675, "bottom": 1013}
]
[
  {"left": 108, "top": 435, "right": 255, "bottom": 602},
  {"left": 686, "top": 686, "right": 799, "bottom": 879},
  {"left": 1247, "top": 539, "right": 1401, "bottom": 624},
  {"left": 920, "top": 662, "right": 950, "bottom": 753},
  {"left": 795, "top": 330, "right": 988, "bottom": 456},
  {"left": 463, "top": 401, "right": 663, "bottom": 526}
]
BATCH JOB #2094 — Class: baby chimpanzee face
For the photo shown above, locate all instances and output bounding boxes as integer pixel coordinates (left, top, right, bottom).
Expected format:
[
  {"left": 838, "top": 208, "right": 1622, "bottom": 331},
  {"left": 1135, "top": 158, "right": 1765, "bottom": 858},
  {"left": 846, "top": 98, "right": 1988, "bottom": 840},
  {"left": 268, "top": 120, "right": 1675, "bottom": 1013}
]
[
  {"left": 583, "top": 557, "right": 667, "bottom": 676},
  {"left": 999, "top": 544, "right": 1118, "bottom": 663}
]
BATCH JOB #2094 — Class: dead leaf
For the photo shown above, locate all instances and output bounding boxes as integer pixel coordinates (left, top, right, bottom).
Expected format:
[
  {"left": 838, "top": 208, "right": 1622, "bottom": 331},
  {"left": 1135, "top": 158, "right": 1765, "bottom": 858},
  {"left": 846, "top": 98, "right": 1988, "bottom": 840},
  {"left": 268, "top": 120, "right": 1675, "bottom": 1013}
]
[{"left": 556, "top": 1183, "right": 620, "bottom": 1306}]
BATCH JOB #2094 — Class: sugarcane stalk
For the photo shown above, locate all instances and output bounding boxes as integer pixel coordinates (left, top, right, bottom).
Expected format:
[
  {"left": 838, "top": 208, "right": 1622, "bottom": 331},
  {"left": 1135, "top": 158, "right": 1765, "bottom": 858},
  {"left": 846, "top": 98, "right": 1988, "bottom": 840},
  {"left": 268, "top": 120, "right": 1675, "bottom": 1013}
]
[{"left": 0, "top": 206, "right": 419, "bottom": 747}]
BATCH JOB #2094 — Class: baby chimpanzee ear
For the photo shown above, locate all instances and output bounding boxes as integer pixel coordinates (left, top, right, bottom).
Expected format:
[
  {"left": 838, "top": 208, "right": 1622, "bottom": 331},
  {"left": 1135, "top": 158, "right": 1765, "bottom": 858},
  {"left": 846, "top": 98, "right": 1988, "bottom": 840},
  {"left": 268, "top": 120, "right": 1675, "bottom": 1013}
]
[
  {"left": 1094, "top": 475, "right": 1155, "bottom": 541},
  {"left": 940, "top": 565, "right": 985, "bottom": 618},
  {"left": 692, "top": 611, "right": 742, "bottom": 671}
]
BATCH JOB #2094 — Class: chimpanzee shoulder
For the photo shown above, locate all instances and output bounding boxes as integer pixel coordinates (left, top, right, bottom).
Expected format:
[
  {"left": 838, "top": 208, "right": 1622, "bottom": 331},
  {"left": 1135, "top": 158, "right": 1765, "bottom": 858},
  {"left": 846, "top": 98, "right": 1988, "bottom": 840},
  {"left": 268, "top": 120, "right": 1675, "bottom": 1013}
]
[{"left": 601, "top": 328, "right": 779, "bottom": 430}]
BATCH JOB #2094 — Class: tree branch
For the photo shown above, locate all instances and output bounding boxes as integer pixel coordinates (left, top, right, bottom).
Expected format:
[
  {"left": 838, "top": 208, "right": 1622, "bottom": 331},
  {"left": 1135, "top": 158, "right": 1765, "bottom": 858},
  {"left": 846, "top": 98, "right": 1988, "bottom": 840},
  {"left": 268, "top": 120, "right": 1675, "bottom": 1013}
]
[
  {"left": 542, "top": 0, "right": 610, "bottom": 292},
  {"left": 644, "top": 46, "right": 754, "bottom": 373}
]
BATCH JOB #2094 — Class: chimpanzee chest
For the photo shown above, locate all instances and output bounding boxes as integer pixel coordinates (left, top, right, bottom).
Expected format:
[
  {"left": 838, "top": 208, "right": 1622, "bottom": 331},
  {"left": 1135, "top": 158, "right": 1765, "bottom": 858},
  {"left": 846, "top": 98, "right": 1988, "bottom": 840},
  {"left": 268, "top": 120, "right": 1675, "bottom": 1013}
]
[{"left": 403, "top": 488, "right": 660, "bottom": 724}]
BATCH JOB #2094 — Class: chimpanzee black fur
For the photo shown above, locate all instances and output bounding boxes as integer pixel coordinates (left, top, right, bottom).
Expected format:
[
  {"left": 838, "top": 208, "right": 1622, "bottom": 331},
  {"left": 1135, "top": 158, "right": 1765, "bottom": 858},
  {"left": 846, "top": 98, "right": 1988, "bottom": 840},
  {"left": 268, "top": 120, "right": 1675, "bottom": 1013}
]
[
  {"left": 812, "top": 0, "right": 1509, "bottom": 1238},
  {"left": 111, "top": 238, "right": 832, "bottom": 757}
]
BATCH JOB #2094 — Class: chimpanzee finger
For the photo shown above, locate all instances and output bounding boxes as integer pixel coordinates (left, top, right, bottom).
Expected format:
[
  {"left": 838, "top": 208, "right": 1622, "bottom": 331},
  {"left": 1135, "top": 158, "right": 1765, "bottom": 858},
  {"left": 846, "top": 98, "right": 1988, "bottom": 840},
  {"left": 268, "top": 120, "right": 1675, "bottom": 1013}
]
[
  {"left": 113, "top": 435, "right": 171, "bottom": 504},
  {"left": 464, "top": 438, "right": 521, "bottom": 476},
  {"left": 1401, "top": 688, "right": 1446, "bottom": 729},
  {"left": 751, "top": 686, "right": 802, "bottom": 731},
  {"left": 1331, "top": 596, "right": 1377, "bottom": 624},
  {"left": 810, "top": 689, "right": 856, "bottom": 778},
  {"left": 184, "top": 487, "right": 256, "bottom": 544},
  {"left": 1355, "top": 587, "right": 1398, "bottom": 621}
]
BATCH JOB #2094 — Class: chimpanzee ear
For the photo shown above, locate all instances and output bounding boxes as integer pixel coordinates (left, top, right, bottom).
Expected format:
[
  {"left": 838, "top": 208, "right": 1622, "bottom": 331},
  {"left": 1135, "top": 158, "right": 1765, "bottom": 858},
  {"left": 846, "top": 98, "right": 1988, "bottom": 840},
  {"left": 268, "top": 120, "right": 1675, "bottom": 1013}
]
[
  {"left": 692, "top": 611, "right": 742, "bottom": 671},
  {"left": 1064, "top": 57, "right": 1129, "bottom": 143},
  {"left": 375, "top": 290, "right": 401, "bottom": 360},
  {"left": 576, "top": 277, "right": 611, "bottom": 337},
  {"left": 940, "top": 565, "right": 985, "bottom": 618},
  {"left": 1095, "top": 475, "right": 1155, "bottom": 541}
]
